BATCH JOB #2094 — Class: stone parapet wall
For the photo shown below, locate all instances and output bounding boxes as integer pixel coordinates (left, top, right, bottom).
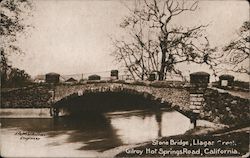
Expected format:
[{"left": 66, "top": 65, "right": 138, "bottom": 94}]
[{"left": 1, "top": 85, "right": 52, "bottom": 108}]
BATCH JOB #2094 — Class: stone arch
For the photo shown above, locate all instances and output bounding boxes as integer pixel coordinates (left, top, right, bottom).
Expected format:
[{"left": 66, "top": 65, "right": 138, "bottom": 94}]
[{"left": 52, "top": 84, "right": 172, "bottom": 116}]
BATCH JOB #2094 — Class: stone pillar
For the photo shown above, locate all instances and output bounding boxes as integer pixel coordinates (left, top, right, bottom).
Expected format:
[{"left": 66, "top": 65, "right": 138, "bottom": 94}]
[
  {"left": 189, "top": 72, "right": 210, "bottom": 127},
  {"left": 189, "top": 88, "right": 205, "bottom": 127},
  {"left": 219, "top": 74, "right": 234, "bottom": 88},
  {"left": 45, "top": 72, "right": 60, "bottom": 84},
  {"left": 49, "top": 89, "right": 56, "bottom": 117},
  {"left": 111, "top": 70, "right": 119, "bottom": 80}
]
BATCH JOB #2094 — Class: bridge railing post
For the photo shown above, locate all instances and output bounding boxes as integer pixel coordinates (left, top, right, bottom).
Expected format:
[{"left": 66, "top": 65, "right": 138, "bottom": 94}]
[
  {"left": 189, "top": 72, "right": 210, "bottom": 128},
  {"left": 48, "top": 86, "right": 58, "bottom": 118}
]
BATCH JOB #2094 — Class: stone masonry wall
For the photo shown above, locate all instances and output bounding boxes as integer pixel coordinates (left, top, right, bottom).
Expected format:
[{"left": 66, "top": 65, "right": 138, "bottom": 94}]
[
  {"left": 1, "top": 85, "right": 52, "bottom": 108},
  {"left": 202, "top": 89, "right": 249, "bottom": 126}
]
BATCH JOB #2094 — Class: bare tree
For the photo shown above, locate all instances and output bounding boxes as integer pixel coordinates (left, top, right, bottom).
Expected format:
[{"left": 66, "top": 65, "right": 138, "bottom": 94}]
[
  {"left": 112, "top": 0, "right": 219, "bottom": 80},
  {"left": 223, "top": 21, "right": 250, "bottom": 74}
]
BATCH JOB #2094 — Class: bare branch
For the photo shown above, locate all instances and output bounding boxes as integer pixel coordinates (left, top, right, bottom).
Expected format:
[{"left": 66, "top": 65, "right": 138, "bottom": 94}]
[{"left": 112, "top": 0, "right": 219, "bottom": 80}]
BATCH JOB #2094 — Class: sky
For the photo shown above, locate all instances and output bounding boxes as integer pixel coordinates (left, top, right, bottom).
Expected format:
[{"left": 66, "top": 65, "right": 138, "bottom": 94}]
[{"left": 10, "top": 0, "right": 249, "bottom": 81}]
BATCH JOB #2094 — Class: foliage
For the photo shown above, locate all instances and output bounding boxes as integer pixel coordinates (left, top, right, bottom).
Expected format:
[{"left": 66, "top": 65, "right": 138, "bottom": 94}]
[
  {"left": 112, "top": 0, "right": 220, "bottom": 80},
  {"left": 1, "top": 47, "right": 31, "bottom": 87}
]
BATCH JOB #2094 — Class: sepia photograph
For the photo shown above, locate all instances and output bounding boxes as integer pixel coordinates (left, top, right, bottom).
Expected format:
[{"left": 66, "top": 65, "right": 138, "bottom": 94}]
[{"left": 0, "top": 0, "right": 249, "bottom": 157}]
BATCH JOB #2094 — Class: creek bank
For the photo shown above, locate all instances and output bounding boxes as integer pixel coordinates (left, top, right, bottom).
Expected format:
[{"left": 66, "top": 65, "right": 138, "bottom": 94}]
[{"left": 0, "top": 108, "right": 51, "bottom": 118}]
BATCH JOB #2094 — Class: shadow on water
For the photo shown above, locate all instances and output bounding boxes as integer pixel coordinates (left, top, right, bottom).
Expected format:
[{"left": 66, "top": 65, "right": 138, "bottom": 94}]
[
  {"left": 52, "top": 113, "right": 123, "bottom": 151},
  {"left": 1, "top": 92, "right": 191, "bottom": 152}
]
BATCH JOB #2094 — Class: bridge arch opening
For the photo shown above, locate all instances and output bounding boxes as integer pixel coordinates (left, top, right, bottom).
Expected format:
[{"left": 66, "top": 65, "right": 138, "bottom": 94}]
[{"left": 54, "top": 90, "right": 171, "bottom": 116}]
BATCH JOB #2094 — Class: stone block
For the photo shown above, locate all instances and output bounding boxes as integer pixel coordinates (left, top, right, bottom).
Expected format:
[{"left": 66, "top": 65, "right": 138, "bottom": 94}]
[
  {"left": 77, "top": 90, "right": 83, "bottom": 96},
  {"left": 190, "top": 105, "right": 202, "bottom": 110},
  {"left": 190, "top": 93, "right": 204, "bottom": 97},
  {"left": 161, "top": 98, "right": 166, "bottom": 104},
  {"left": 190, "top": 105, "right": 197, "bottom": 109},
  {"left": 193, "top": 109, "right": 201, "bottom": 113},
  {"left": 192, "top": 101, "right": 202, "bottom": 105},
  {"left": 190, "top": 97, "right": 204, "bottom": 102},
  {"left": 200, "top": 112, "right": 205, "bottom": 117},
  {"left": 196, "top": 106, "right": 202, "bottom": 110},
  {"left": 231, "top": 100, "right": 237, "bottom": 104}
]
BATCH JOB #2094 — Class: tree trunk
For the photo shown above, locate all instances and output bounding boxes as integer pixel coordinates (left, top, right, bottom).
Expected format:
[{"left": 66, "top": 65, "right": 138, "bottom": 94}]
[
  {"left": 159, "top": 58, "right": 165, "bottom": 80},
  {"left": 159, "top": 41, "right": 166, "bottom": 80}
]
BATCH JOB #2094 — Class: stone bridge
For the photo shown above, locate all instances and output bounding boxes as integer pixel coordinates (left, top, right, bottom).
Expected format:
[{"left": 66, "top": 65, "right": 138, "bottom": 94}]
[{"left": 50, "top": 82, "right": 203, "bottom": 119}]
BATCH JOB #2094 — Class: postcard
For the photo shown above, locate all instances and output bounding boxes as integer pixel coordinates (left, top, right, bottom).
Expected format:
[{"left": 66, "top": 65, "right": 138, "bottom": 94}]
[{"left": 1, "top": 0, "right": 249, "bottom": 157}]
